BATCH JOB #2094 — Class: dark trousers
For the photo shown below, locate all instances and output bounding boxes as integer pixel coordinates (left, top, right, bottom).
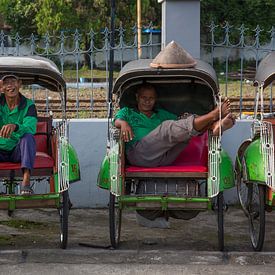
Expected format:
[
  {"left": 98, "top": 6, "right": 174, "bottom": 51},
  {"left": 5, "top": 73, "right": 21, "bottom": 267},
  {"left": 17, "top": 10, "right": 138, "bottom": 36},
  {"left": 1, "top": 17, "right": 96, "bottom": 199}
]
[{"left": 0, "top": 134, "right": 36, "bottom": 170}]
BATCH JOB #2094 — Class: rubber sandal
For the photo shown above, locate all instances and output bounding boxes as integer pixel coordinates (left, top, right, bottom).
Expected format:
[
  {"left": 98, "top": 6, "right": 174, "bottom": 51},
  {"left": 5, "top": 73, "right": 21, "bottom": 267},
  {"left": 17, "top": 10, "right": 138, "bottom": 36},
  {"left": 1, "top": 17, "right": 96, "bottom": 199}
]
[{"left": 20, "top": 185, "right": 34, "bottom": 196}]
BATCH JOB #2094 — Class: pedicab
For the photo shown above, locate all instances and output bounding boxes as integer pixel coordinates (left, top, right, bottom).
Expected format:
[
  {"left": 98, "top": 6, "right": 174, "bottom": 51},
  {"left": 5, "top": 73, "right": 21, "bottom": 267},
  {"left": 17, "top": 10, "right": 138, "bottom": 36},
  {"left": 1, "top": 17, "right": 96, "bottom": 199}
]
[
  {"left": 0, "top": 56, "right": 80, "bottom": 249},
  {"left": 235, "top": 51, "right": 275, "bottom": 251},
  {"left": 98, "top": 42, "right": 235, "bottom": 251}
]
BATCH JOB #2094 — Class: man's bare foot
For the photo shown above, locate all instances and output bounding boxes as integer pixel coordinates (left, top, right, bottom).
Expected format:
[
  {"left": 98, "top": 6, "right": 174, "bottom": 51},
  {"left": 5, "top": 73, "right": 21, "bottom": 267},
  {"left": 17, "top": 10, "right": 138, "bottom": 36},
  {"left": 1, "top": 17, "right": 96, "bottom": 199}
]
[
  {"left": 193, "top": 99, "right": 231, "bottom": 132},
  {"left": 212, "top": 113, "right": 235, "bottom": 136},
  {"left": 211, "top": 98, "right": 231, "bottom": 121}
]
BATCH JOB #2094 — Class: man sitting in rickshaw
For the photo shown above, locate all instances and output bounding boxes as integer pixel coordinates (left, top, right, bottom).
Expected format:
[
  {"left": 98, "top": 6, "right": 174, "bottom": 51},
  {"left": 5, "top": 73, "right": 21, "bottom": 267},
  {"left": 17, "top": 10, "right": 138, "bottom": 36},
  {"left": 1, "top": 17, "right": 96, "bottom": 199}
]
[
  {"left": 0, "top": 75, "right": 37, "bottom": 195},
  {"left": 114, "top": 83, "right": 235, "bottom": 168}
]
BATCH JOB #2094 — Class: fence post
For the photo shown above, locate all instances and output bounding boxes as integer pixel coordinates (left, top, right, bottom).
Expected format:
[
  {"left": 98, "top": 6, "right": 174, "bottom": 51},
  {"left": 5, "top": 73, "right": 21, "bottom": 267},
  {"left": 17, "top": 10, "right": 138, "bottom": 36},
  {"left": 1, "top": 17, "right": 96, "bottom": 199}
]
[{"left": 158, "top": 0, "right": 200, "bottom": 58}]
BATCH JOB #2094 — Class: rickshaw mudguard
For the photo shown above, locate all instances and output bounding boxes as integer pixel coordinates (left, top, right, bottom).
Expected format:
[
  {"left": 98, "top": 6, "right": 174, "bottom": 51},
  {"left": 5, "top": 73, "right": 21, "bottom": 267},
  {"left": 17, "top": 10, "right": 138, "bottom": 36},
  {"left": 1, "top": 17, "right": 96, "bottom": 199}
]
[
  {"left": 218, "top": 149, "right": 235, "bottom": 191},
  {"left": 235, "top": 139, "right": 252, "bottom": 175},
  {"left": 97, "top": 154, "right": 111, "bottom": 190},
  {"left": 243, "top": 138, "right": 266, "bottom": 183},
  {"left": 97, "top": 137, "right": 124, "bottom": 193},
  {"left": 68, "top": 143, "right": 81, "bottom": 183},
  {"left": 53, "top": 142, "right": 81, "bottom": 187}
]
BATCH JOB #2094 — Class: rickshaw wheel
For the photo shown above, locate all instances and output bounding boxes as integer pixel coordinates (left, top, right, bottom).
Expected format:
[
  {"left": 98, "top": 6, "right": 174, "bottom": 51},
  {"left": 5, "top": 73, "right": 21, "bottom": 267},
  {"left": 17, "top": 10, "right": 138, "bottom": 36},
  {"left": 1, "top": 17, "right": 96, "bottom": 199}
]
[
  {"left": 8, "top": 210, "right": 14, "bottom": 217},
  {"left": 217, "top": 191, "right": 224, "bottom": 251},
  {"left": 247, "top": 183, "right": 265, "bottom": 251},
  {"left": 236, "top": 171, "right": 250, "bottom": 217},
  {"left": 109, "top": 193, "right": 122, "bottom": 249},
  {"left": 59, "top": 190, "right": 69, "bottom": 249}
]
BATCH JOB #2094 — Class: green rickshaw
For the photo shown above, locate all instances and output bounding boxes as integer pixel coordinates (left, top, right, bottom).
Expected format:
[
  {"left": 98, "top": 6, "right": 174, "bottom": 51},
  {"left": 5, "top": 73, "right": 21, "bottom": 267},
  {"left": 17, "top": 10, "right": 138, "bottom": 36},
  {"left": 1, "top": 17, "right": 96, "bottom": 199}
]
[
  {"left": 236, "top": 51, "right": 275, "bottom": 251},
  {"left": 0, "top": 56, "right": 80, "bottom": 249},
  {"left": 98, "top": 43, "right": 235, "bottom": 251}
]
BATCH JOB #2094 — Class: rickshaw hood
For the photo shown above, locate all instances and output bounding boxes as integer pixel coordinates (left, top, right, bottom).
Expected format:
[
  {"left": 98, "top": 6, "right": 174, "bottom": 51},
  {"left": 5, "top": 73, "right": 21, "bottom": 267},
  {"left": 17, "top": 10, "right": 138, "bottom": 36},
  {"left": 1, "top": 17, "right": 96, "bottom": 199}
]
[
  {"left": 113, "top": 58, "right": 219, "bottom": 96},
  {"left": 254, "top": 51, "right": 275, "bottom": 89},
  {"left": 0, "top": 56, "right": 66, "bottom": 94}
]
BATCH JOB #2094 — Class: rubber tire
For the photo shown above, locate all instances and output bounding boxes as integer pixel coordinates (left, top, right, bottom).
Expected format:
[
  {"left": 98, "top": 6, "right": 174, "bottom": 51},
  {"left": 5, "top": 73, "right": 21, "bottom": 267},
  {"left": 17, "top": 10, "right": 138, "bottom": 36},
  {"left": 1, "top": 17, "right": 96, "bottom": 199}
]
[
  {"left": 217, "top": 192, "right": 224, "bottom": 251},
  {"left": 109, "top": 193, "right": 122, "bottom": 249},
  {"left": 8, "top": 210, "right": 14, "bottom": 217},
  {"left": 59, "top": 190, "right": 69, "bottom": 249},
  {"left": 236, "top": 171, "right": 249, "bottom": 217},
  {"left": 247, "top": 184, "right": 265, "bottom": 251}
]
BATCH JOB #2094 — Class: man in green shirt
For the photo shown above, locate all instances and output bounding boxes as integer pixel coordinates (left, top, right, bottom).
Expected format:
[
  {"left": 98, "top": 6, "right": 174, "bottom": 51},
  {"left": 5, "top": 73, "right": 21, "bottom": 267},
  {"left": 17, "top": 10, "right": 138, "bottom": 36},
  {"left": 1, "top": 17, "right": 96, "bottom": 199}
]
[
  {"left": 0, "top": 74, "right": 37, "bottom": 195},
  {"left": 114, "top": 83, "right": 234, "bottom": 167}
]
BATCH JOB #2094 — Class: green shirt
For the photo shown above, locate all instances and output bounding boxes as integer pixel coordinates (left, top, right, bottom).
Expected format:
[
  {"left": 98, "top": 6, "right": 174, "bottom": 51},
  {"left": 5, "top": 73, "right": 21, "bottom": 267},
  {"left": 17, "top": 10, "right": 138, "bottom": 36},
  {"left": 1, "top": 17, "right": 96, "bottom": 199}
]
[
  {"left": 114, "top": 107, "right": 177, "bottom": 149},
  {"left": 0, "top": 93, "right": 37, "bottom": 151}
]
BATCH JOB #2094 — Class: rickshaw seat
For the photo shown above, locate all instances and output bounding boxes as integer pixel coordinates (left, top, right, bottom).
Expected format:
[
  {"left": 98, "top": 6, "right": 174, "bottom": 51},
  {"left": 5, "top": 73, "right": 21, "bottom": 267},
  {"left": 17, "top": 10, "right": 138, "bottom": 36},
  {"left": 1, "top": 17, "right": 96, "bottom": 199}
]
[
  {"left": 0, "top": 118, "right": 55, "bottom": 177},
  {"left": 125, "top": 132, "right": 208, "bottom": 177}
]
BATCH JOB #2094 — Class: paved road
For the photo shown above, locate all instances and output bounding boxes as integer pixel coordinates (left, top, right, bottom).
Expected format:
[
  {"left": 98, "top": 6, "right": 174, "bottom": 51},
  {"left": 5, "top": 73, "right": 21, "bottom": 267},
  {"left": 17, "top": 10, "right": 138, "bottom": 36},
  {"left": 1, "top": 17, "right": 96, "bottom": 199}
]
[
  {"left": 0, "top": 207, "right": 275, "bottom": 274},
  {"left": 0, "top": 249, "right": 275, "bottom": 274}
]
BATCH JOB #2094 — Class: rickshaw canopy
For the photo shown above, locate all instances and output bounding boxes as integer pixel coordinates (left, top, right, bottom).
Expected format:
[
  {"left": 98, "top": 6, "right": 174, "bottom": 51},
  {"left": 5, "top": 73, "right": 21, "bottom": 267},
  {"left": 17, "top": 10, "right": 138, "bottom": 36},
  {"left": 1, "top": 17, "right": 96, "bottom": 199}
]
[
  {"left": 254, "top": 51, "right": 275, "bottom": 89},
  {"left": 0, "top": 56, "right": 66, "bottom": 95},
  {"left": 113, "top": 42, "right": 219, "bottom": 116}
]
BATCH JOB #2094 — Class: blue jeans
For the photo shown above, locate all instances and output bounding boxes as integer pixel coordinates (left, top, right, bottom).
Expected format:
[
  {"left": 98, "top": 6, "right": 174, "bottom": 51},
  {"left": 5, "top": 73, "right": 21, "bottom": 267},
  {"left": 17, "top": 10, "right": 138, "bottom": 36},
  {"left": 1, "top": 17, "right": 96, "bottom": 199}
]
[{"left": 0, "top": 134, "right": 36, "bottom": 170}]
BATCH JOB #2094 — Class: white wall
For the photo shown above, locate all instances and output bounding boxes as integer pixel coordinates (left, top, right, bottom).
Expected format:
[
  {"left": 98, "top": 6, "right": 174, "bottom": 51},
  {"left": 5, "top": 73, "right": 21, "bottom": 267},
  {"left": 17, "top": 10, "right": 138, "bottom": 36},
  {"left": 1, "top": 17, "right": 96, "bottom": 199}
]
[{"left": 68, "top": 119, "right": 109, "bottom": 208}]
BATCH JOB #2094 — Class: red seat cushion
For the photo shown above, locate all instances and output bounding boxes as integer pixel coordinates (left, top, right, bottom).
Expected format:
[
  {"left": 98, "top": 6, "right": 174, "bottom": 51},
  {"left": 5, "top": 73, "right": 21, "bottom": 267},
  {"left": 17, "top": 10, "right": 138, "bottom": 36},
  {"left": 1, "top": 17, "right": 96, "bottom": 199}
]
[
  {"left": 0, "top": 119, "right": 54, "bottom": 172},
  {"left": 125, "top": 165, "right": 207, "bottom": 173},
  {"left": 0, "top": 162, "right": 21, "bottom": 170},
  {"left": 36, "top": 121, "right": 48, "bottom": 133},
  {"left": 0, "top": 152, "right": 54, "bottom": 170},
  {"left": 35, "top": 135, "right": 48, "bottom": 153},
  {"left": 35, "top": 121, "right": 49, "bottom": 153},
  {"left": 125, "top": 132, "right": 208, "bottom": 173},
  {"left": 34, "top": 152, "right": 54, "bottom": 168}
]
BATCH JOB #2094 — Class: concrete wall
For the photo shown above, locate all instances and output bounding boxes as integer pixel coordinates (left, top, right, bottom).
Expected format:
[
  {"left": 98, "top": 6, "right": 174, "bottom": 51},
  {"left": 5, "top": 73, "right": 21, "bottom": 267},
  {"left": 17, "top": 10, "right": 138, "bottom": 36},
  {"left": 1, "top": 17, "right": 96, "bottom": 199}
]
[
  {"left": 68, "top": 119, "right": 109, "bottom": 208},
  {"left": 67, "top": 119, "right": 253, "bottom": 208}
]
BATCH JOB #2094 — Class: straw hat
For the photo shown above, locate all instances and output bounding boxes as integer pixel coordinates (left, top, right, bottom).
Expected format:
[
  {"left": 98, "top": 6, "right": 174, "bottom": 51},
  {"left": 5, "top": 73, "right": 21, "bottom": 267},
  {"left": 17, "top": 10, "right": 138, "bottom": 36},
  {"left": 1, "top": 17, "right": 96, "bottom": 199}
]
[{"left": 150, "top": 41, "right": 197, "bottom": 69}]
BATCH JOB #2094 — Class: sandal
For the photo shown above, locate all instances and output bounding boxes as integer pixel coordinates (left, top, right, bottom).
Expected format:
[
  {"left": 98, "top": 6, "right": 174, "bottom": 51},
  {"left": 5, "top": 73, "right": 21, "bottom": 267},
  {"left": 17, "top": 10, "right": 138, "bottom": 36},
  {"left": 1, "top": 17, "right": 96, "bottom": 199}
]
[{"left": 20, "top": 185, "right": 34, "bottom": 196}]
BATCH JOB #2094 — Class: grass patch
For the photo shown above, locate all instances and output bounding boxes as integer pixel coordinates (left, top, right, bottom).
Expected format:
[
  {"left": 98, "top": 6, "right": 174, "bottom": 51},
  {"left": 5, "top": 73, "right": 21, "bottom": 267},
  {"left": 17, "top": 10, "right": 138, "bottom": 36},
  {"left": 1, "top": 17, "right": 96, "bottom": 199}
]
[
  {"left": 0, "top": 220, "right": 47, "bottom": 230},
  {"left": 0, "top": 235, "right": 13, "bottom": 245},
  {"left": 63, "top": 67, "right": 119, "bottom": 79}
]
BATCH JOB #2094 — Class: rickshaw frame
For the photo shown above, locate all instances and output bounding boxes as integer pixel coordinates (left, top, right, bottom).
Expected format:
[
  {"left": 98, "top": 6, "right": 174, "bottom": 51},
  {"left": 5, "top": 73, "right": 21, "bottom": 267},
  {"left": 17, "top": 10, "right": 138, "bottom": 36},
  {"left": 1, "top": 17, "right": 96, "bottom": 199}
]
[
  {"left": 98, "top": 57, "right": 235, "bottom": 251},
  {"left": 235, "top": 51, "right": 275, "bottom": 251},
  {"left": 0, "top": 56, "right": 80, "bottom": 249}
]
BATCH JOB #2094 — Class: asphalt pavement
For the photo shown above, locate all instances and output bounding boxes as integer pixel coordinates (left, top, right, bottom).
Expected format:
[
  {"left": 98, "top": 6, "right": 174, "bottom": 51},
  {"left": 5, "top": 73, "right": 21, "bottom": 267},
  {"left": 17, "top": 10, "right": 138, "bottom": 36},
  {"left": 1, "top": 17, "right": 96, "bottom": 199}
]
[{"left": 0, "top": 206, "right": 275, "bottom": 274}]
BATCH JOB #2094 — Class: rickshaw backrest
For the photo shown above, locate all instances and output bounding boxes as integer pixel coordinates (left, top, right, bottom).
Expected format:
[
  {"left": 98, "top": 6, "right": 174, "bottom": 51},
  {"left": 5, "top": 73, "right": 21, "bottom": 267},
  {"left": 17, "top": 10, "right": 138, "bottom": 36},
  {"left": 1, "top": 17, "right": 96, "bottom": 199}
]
[
  {"left": 35, "top": 117, "right": 53, "bottom": 155},
  {"left": 171, "top": 132, "right": 208, "bottom": 166}
]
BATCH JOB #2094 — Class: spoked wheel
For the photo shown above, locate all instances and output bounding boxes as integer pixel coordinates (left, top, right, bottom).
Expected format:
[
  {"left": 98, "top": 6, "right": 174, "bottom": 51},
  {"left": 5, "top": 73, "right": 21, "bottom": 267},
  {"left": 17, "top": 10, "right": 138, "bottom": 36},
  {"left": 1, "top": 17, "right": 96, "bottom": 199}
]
[
  {"left": 109, "top": 193, "right": 122, "bottom": 249},
  {"left": 59, "top": 190, "right": 69, "bottom": 249},
  {"left": 236, "top": 171, "right": 250, "bottom": 217},
  {"left": 7, "top": 180, "right": 16, "bottom": 217},
  {"left": 247, "top": 183, "right": 265, "bottom": 251},
  {"left": 217, "top": 191, "right": 224, "bottom": 251}
]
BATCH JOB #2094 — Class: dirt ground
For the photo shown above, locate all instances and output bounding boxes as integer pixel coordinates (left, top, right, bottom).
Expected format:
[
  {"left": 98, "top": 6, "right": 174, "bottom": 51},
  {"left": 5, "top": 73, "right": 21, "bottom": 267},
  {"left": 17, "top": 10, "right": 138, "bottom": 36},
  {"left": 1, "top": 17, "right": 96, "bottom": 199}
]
[{"left": 1, "top": 206, "right": 275, "bottom": 252}]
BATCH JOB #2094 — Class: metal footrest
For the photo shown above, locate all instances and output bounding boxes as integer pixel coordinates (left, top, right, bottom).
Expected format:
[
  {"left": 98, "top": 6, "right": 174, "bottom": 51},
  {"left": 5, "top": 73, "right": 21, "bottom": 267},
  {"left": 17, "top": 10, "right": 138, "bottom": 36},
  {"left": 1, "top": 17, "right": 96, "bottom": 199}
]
[{"left": 135, "top": 179, "right": 200, "bottom": 197}]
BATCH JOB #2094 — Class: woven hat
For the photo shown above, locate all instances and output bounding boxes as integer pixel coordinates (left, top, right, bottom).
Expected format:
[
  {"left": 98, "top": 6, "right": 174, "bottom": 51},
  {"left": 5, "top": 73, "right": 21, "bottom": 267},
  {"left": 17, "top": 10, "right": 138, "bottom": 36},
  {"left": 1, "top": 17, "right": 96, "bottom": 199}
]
[{"left": 150, "top": 41, "right": 196, "bottom": 69}]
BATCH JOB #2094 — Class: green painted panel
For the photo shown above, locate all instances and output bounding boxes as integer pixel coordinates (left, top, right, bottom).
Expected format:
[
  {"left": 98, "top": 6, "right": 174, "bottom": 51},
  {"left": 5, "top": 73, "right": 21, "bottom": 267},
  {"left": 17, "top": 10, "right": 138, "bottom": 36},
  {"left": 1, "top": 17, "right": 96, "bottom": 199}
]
[
  {"left": 54, "top": 142, "right": 80, "bottom": 187},
  {"left": 219, "top": 149, "right": 235, "bottom": 191},
  {"left": 68, "top": 143, "right": 81, "bottom": 182},
  {"left": 54, "top": 173, "right": 59, "bottom": 191},
  {"left": 244, "top": 139, "right": 265, "bottom": 182},
  {"left": 97, "top": 154, "right": 110, "bottom": 190}
]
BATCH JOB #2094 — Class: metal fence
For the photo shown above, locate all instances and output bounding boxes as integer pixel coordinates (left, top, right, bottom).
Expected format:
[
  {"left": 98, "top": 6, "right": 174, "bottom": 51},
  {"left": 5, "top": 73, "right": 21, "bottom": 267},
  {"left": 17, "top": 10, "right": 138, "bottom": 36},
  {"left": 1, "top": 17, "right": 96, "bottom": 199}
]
[
  {"left": 202, "top": 22, "right": 275, "bottom": 117},
  {"left": 0, "top": 23, "right": 161, "bottom": 118},
  {"left": 0, "top": 22, "right": 274, "bottom": 118}
]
